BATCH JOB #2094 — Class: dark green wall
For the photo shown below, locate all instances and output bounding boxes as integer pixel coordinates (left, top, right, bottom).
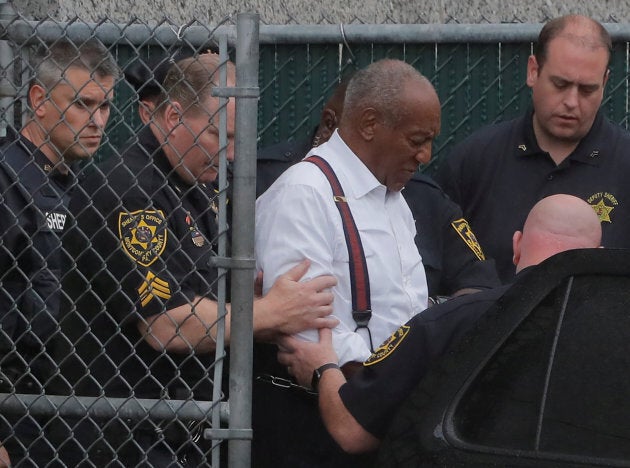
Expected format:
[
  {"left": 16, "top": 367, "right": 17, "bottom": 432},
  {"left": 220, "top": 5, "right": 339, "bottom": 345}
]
[{"left": 100, "top": 41, "right": 629, "bottom": 176}]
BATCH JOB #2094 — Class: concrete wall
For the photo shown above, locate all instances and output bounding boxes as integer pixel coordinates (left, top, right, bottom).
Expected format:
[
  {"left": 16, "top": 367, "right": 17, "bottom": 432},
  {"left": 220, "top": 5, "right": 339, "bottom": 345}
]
[{"left": 9, "top": 0, "right": 630, "bottom": 25}]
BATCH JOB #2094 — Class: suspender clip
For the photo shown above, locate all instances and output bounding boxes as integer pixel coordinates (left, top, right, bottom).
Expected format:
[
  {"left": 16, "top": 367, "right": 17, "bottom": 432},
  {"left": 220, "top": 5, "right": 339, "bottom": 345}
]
[{"left": 352, "top": 310, "right": 372, "bottom": 328}]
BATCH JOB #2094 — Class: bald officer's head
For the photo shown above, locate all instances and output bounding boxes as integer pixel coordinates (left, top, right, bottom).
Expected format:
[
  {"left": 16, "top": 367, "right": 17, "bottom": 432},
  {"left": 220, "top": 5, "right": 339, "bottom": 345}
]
[{"left": 512, "top": 194, "right": 602, "bottom": 272}]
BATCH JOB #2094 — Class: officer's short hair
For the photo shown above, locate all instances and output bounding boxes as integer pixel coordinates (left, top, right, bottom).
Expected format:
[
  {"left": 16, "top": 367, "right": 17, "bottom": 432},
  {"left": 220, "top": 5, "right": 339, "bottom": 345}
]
[
  {"left": 343, "top": 59, "right": 428, "bottom": 128},
  {"left": 123, "top": 47, "right": 196, "bottom": 104},
  {"left": 159, "top": 52, "right": 235, "bottom": 115},
  {"left": 30, "top": 38, "right": 120, "bottom": 91},
  {"left": 534, "top": 15, "right": 612, "bottom": 69}
]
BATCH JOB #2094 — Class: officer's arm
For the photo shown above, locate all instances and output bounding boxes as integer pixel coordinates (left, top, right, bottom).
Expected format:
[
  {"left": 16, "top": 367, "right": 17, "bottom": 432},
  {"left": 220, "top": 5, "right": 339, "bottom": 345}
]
[
  {"left": 319, "top": 369, "right": 380, "bottom": 453},
  {"left": 139, "top": 260, "right": 337, "bottom": 352},
  {"left": 278, "top": 329, "right": 380, "bottom": 453}
]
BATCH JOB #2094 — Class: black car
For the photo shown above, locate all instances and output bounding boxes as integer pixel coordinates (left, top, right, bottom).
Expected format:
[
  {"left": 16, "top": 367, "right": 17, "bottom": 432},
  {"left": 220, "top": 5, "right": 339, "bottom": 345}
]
[{"left": 378, "top": 248, "right": 630, "bottom": 467}]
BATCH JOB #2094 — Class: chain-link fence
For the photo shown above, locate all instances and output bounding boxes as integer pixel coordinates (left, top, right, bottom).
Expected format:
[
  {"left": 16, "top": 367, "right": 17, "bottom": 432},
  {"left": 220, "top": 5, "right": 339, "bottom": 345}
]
[
  {"left": 0, "top": 7, "right": 258, "bottom": 467},
  {"left": 1, "top": 6, "right": 630, "bottom": 467}
]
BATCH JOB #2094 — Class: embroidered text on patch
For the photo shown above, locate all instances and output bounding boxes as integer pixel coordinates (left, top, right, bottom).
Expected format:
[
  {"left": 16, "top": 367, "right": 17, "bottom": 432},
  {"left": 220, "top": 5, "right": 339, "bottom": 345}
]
[
  {"left": 119, "top": 210, "right": 168, "bottom": 267},
  {"left": 138, "top": 271, "right": 171, "bottom": 307},
  {"left": 364, "top": 325, "right": 410, "bottom": 366},
  {"left": 451, "top": 218, "right": 485, "bottom": 260}
]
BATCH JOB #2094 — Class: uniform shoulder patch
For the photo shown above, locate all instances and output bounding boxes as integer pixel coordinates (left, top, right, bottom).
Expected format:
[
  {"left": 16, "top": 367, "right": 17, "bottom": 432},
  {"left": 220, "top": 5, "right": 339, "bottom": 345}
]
[
  {"left": 364, "top": 325, "right": 410, "bottom": 366},
  {"left": 451, "top": 218, "right": 485, "bottom": 260},
  {"left": 119, "top": 209, "right": 168, "bottom": 267}
]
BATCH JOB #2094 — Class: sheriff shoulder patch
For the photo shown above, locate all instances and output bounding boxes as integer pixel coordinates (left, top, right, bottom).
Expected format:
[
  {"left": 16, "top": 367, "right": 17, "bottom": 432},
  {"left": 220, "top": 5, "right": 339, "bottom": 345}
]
[
  {"left": 364, "top": 325, "right": 410, "bottom": 366},
  {"left": 451, "top": 218, "right": 485, "bottom": 260},
  {"left": 119, "top": 210, "right": 168, "bottom": 267}
]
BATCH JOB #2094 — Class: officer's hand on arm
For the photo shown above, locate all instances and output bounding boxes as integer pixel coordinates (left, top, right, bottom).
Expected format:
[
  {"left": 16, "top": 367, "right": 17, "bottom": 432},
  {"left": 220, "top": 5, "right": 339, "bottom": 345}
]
[
  {"left": 141, "top": 259, "right": 337, "bottom": 352},
  {"left": 253, "top": 259, "right": 338, "bottom": 342},
  {"left": 278, "top": 328, "right": 380, "bottom": 454}
]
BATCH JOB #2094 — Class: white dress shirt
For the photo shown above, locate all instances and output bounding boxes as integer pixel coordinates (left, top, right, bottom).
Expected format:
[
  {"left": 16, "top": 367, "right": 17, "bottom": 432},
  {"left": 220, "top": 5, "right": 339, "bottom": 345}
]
[{"left": 255, "top": 131, "right": 428, "bottom": 365}]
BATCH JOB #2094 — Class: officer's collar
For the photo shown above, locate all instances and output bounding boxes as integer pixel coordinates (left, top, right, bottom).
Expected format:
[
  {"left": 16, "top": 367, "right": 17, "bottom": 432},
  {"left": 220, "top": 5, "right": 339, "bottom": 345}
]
[
  {"left": 13, "top": 129, "right": 76, "bottom": 180},
  {"left": 515, "top": 108, "right": 542, "bottom": 157},
  {"left": 517, "top": 107, "right": 604, "bottom": 166}
]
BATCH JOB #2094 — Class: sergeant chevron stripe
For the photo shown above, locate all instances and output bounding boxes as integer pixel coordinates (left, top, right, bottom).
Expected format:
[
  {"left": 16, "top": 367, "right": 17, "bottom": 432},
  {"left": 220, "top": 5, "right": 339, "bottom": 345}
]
[{"left": 138, "top": 271, "right": 171, "bottom": 307}]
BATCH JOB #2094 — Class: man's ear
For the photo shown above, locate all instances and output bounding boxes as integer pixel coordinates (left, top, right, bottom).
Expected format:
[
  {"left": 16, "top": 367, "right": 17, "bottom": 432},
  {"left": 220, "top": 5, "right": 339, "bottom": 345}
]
[
  {"left": 162, "top": 101, "right": 183, "bottom": 133},
  {"left": 526, "top": 55, "right": 539, "bottom": 88},
  {"left": 512, "top": 230, "right": 523, "bottom": 266},
  {"left": 357, "top": 107, "right": 379, "bottom": 142},
  {"left": 138, "top": 100, "right": 156, "bottom": 126},
  {"left": 319, "top": 108, "right": 338, "bottom": 141},
  {"left": 29, "top": 84, "right": 48, "bottom": 117},
  {"left": 603, "top": 68, "right": 611, "bottom": 88}
]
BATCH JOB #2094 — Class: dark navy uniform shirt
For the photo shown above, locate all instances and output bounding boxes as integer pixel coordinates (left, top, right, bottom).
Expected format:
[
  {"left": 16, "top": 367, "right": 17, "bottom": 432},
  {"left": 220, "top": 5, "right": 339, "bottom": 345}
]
[
  {"left": 60, "top": 126, "right": 221, "bottom": 399},
  {"left": 403, "top": 175, "right": 499, "bottom": 296},
  {"left": 339, "top": 282, "right": 511, "bottom": 439},
  {"left": 256, "top": 135, "right": 313, "bottom": 198},
  {"left": 0, "top": 131, "right": 74, "bottom": 391},
  {"left": 436, "top": 109, "right": 630, "bottom": 283}
]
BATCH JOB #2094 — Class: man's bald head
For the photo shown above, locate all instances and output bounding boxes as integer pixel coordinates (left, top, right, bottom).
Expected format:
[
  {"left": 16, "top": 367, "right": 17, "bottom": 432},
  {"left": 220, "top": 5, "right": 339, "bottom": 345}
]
[{"left": 513, "top": 194, "right": 602, "bottom": 272}]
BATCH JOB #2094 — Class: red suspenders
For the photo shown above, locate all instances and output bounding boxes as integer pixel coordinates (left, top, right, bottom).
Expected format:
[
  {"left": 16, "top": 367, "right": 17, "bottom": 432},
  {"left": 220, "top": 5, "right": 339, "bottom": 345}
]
[{"left": 305, "top": 155, "right": 374, "bottom": 351}]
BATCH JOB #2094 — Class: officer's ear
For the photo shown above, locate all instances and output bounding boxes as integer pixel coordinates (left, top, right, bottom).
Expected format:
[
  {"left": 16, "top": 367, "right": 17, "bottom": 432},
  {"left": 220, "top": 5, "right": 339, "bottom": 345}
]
[
  {"left": 137, "top": 99, "right": 156, "bottom": 126},
  {"left": 163, "top": 101, "right": 184, "bottom": 132},
  {"left": 320, "top": 108, "right": 338, "bottom": 139},
  {"left": 29, "top": 84, "right": 48, "bottom": 117},
  {"left": 512, "top": 230, "right": 523, "bottom": 266}
]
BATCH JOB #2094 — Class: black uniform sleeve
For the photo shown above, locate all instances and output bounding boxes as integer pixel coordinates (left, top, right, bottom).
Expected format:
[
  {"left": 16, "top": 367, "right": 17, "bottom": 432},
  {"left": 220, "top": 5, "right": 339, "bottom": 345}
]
[
  {"left": 403, "top": 177, "right": 500, "bottom": 297},
  {"left": 0, "top": 161, "right": 40, "bottom": 347},
  {"left": 63, "top": 164, "right": 204, "bottom": 325},
  {"left": 339, "top": 289, "right": 505, "bottom": 439}
]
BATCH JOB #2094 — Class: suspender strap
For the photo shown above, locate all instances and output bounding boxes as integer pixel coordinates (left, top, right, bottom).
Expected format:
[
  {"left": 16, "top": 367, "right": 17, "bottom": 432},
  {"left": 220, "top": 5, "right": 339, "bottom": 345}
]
[{"left": 305, "top": 156, "right": 372, "bottom": 330}]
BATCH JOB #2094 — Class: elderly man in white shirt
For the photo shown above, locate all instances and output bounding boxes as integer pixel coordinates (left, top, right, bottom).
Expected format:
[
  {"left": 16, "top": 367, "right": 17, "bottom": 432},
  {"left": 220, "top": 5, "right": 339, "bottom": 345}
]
[
  {"left": 256, "top": 127, "right": 429, "bottom": 365},
  {"left": 253, "top": 59, "right": 441, "bottom": 468}
]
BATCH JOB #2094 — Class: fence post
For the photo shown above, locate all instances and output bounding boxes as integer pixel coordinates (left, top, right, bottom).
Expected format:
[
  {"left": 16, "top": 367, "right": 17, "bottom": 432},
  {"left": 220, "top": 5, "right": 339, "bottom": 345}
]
[
  {"left": 0, "top": 0, "right": 16, "bottom": 136},
  {"left": 229, "top": 12, "right": 259, "bottom": 468}
]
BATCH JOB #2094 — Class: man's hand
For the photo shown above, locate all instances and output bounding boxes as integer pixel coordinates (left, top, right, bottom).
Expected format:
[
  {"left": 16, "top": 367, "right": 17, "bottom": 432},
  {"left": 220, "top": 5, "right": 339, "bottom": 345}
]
[
  {"left": 279, "top": 328, "right": 379, "bottom": 454},
  {"left": 278, "top": 328, "right": 338, "bottom": 388},
  {"left": 254, "top": 260, "right": 338, "bottom": 342}
]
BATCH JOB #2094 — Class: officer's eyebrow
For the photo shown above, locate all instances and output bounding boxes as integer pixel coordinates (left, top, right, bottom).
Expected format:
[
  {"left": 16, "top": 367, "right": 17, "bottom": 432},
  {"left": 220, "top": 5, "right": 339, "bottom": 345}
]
[{"left": 73, "top": 95, "right": 111, "bottom": 108}]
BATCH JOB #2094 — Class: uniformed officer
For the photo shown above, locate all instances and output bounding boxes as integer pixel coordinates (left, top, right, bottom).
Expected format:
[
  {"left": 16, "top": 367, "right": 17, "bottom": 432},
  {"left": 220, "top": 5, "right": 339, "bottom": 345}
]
[
  {"left": 436, "top": 15, "right": 630, "bottom": 284},
  {"left": 277, "top": 194, "right": 602, "bottom": 454},
  {"left": 0, "top": 38, "right": 118, "bottom": 466},
  {"left": 59, "top": 52, "right": 337, "bottom": 466}
]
